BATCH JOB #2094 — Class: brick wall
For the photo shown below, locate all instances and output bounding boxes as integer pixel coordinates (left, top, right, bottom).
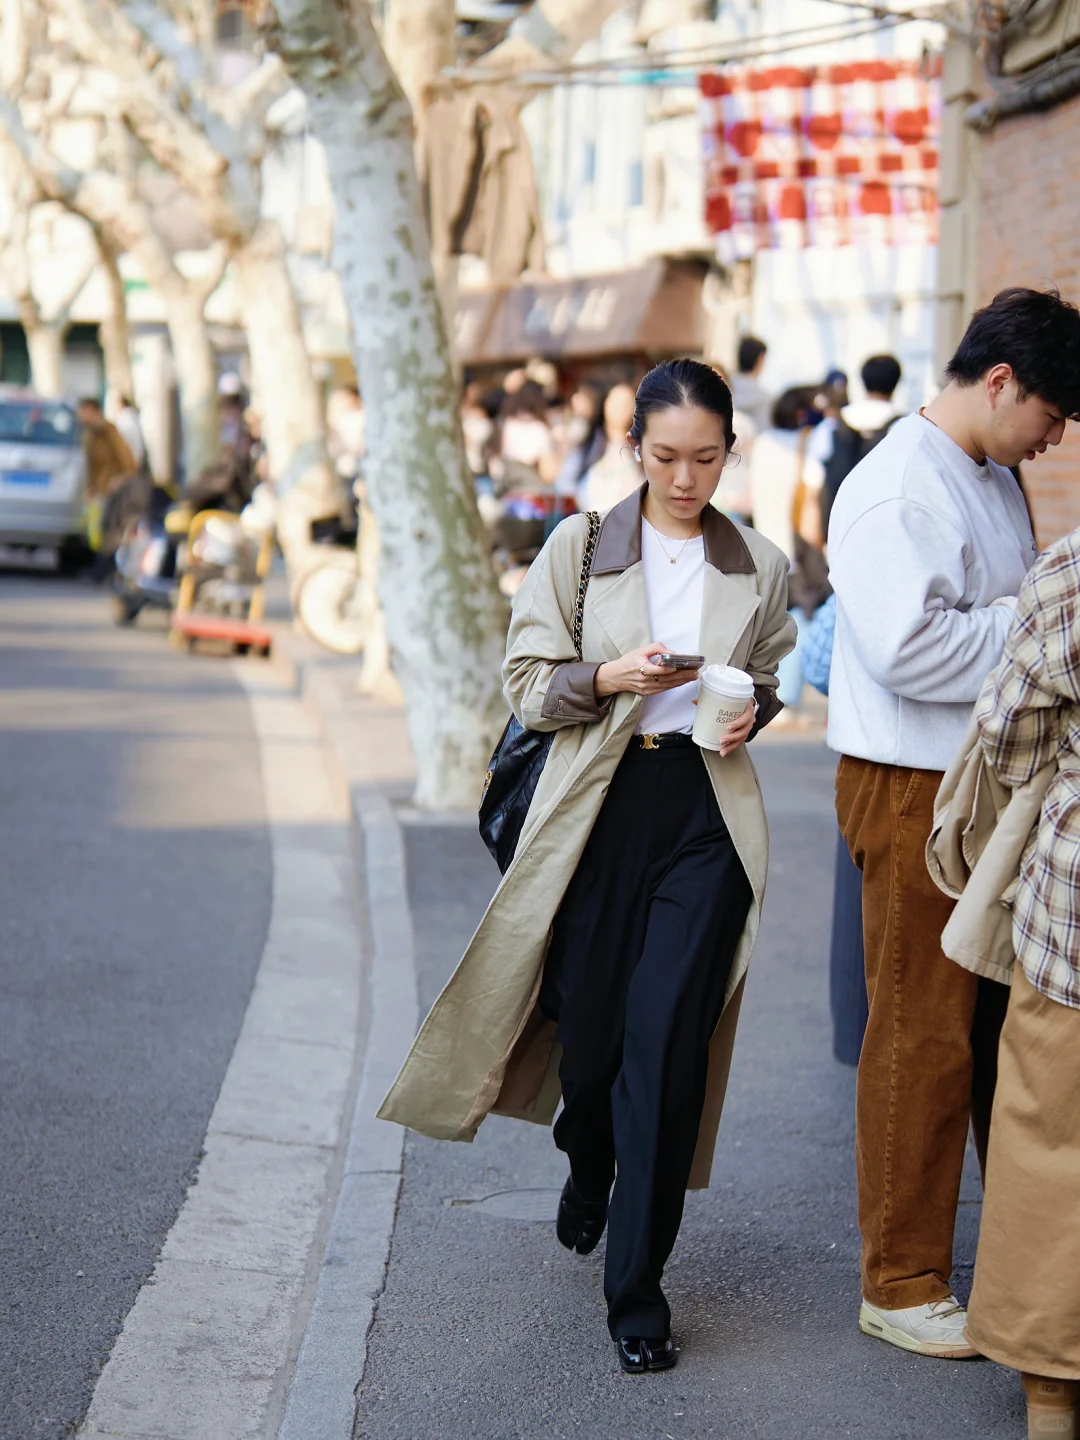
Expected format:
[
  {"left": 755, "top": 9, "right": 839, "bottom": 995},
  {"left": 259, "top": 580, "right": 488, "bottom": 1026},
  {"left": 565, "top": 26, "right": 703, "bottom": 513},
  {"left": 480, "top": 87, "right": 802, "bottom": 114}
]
[{"left": 977, "top": 92, "right": 1080, "bottom": 546}]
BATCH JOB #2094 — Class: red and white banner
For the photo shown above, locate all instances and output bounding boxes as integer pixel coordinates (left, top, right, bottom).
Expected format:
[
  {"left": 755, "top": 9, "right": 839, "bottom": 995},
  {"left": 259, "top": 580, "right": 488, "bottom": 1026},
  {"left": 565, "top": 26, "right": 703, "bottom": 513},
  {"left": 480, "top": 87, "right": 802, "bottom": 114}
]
[{"left": 700, "top": 57, "right": 942, "bottom": 256}]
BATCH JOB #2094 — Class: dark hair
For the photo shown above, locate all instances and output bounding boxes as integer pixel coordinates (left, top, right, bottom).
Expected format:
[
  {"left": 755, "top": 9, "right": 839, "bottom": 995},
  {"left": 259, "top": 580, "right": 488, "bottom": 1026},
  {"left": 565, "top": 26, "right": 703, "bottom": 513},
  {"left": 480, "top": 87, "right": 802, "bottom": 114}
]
[
  {"left": 628, "top": 359, "right": 736, "bottom": 452},
  {"left": 480, "top": 387, "right": 504, "bottom": 421},
  {"left": 861, "top": 354, "right": 902, "bottom": 399},
  {"left": 119, "top": 394, "right": 137, "bottom": 410},
  {"left": 737, "top": 336, "right": 767, "bottom": 375},
  {"left": 502, "top": 379, "right": 548, "bottom": 422},
  {"left": 945, "top": 288, "right": 1080, "bottom": 419},
  {"left": 78, "top": 396, "right": 102, "bottom": 411},
  {"left": 771, "top": 386, "right": 812, "bottom": 431}
]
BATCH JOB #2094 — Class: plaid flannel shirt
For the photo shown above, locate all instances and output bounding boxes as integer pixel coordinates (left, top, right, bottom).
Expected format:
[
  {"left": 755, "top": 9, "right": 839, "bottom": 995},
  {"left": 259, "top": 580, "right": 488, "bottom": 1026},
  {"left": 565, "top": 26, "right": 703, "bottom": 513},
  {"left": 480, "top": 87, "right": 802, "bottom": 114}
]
[{"left": 977, "top": 526, "right": 1080, "bottom": 1008}]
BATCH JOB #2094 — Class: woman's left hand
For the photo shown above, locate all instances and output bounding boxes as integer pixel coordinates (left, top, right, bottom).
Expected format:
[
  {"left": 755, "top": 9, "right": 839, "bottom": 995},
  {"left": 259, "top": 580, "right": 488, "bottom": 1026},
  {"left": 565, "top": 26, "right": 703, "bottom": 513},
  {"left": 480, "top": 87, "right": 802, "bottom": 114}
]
[{"left": 718, "top": 699, "right": 756, "bottom": 758}]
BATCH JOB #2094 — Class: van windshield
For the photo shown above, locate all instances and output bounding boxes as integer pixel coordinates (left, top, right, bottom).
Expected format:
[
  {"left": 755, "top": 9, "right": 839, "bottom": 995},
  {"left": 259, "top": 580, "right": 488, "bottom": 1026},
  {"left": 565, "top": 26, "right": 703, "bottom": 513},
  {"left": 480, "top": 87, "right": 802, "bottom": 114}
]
[{"left": 0, "top": 402, "right": 79, "bottom": 447}]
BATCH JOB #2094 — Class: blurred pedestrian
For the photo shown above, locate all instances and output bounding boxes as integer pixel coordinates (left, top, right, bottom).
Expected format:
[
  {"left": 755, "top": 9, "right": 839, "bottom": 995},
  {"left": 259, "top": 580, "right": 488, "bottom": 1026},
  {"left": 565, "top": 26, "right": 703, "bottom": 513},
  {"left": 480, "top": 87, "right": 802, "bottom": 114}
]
[
  {"left": 554, "top": 383, "right": 606, "bottom": 501},
  {"left": 730, "top": 335, "right": 773, "bottom": 435},
  {"left": 380, "top": 359, "right": 796, "bottom": 1374},
  {"left": 711, "top": 385, "right": 757, "bottom": 524},
  {"left": 495, "top": 380, "right": 558, "bottom": 489},
  {"left": 961, "top": 526, "right": 1080, "bottom": 1437},
  {"left": 748, "top": 387, "right": 827, "bottom": 718},
  {"left": 829, "top": 287, "right": 1080, "bottom": 1359},
  {"left": 113, "top": 396, "right": 146, "bottom": 473},
  {"left": 578, "top": 383, "right": 642, "bottom": 512},
  {"left": 461, "top": 383, "right": 498, "bottom": 480},
  {"left": 79, "top": 397, "right": 135, "bottom": 502},
  {"left": 806, "top": 369, "right": 849, "bottom": 473},
  {"left": 821, "top": 355, "right": 903, "bottom": 539},
  {"left": 78, "top": 396, "right": 137, "bottom": 579},
  {"left": 801, "top": 590, "right": 868, "bottom": 1067},
  {"left": 328, "top": 385, "right": 366, "bottom": 482},
  {"left": 217, "top": 377, "right": 255, "bottom": 494}
]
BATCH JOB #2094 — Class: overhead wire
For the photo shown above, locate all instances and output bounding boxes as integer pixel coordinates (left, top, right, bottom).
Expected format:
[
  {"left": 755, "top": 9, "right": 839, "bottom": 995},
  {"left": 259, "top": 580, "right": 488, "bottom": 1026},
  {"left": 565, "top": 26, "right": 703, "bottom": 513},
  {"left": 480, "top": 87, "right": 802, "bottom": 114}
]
[{"left": 448, "top": 10, "right": 935, "bottom": 87}]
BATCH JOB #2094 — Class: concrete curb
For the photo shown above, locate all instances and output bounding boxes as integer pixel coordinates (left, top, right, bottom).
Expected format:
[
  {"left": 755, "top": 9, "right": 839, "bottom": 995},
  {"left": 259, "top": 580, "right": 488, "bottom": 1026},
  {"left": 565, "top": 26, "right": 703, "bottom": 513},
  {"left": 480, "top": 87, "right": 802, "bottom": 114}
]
[
  {"left": 77, "top": 661, "right": 366, "bottom": 1440},
  {"left": 269, "top": 635, "right": 420, "bottom": 1439}
]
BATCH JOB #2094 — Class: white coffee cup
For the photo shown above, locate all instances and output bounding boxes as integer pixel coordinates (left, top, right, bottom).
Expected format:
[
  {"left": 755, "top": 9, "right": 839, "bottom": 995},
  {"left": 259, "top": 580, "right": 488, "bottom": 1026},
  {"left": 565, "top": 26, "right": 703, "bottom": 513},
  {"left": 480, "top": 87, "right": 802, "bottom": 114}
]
[{"left": 693, "top": 664, "right": 755, "bottom": 752}]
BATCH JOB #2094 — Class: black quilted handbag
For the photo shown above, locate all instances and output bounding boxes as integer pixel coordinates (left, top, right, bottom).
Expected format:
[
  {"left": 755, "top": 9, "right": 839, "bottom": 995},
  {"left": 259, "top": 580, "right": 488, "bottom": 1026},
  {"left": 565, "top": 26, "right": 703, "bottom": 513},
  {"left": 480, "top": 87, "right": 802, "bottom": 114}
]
[{"left": 479, "top": 510, "right": 600, "bottom": 873}]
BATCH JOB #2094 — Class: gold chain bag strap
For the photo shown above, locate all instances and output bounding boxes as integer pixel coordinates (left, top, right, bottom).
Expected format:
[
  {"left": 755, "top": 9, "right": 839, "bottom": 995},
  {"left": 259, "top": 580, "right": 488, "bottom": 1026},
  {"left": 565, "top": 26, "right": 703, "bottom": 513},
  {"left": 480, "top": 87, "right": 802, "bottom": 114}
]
[
  {"left": 572, "top": 509, "right": 601, "bottom": 658},
  {"left": 479, "top": 510, "right": 600, "bottom": 873}
]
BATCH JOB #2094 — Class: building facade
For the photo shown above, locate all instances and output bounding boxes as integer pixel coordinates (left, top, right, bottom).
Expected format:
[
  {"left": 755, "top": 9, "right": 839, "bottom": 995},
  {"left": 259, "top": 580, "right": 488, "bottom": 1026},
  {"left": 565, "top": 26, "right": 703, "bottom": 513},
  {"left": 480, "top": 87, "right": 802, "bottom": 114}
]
[{"left": 512, "top": 0, "right": 945, "bottom": 411}]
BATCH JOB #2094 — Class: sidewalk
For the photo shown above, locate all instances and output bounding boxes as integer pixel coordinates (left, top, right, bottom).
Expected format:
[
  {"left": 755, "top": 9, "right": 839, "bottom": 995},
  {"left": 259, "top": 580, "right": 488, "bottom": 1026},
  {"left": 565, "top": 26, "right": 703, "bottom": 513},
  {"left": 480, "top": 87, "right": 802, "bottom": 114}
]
[{"left": 282, "top": 646, "right": 1025, "bottom": 1440}]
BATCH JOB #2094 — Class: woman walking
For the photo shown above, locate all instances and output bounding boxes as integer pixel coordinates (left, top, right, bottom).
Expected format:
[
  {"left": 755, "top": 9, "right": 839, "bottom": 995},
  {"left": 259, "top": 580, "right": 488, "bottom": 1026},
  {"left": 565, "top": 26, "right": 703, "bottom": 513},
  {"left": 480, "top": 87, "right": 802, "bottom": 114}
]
[
  {"left": 962, "top": 525, "right": 1080, "bottom": 1438},
  {"left": 380, "top": 359, "right": 795, "bottom": 1371}
]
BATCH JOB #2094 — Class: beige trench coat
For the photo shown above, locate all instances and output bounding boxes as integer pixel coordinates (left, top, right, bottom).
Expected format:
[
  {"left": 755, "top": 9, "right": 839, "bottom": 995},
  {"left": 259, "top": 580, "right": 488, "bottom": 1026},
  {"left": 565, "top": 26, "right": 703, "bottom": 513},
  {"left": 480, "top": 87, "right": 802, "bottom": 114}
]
[
  {"left": 378, "top": 490, "right": 796, "bottom": 1189},
  {"left": 927, "top": 690, "right": 1054, "bottom": 987}
]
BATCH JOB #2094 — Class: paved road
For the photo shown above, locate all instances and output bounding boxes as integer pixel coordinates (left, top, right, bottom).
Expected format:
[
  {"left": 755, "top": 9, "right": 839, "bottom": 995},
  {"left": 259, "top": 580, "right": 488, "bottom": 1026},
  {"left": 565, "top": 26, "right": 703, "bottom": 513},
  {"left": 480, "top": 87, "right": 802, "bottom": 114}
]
[
  {"left": 0, "top": 576, "right": 272, "bottom": 1440},
  {"left": 356, "top": 740, "right": 1025, "bottom": 1439}
]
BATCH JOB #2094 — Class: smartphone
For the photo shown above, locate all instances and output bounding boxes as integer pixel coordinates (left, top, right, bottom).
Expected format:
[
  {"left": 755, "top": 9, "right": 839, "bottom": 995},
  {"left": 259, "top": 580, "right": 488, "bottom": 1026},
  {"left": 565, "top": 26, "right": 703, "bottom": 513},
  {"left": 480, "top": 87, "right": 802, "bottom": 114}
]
[{"left": 655, "top": 654, "right": 704, "bottom": 669}]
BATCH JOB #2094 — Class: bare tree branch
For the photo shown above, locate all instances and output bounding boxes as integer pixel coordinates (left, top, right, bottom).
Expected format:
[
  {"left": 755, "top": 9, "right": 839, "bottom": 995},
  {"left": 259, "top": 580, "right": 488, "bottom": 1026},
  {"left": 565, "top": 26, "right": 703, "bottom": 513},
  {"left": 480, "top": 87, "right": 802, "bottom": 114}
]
[
  {"left": 92, "top": 221, "right": 135, "bottom": 405},
  {"left": 223, "top": 53, "right": 290, "bottom": 132},
  {"left": 451, "top": 0, "right": 626, "bottom": 89},
  {"left": 44, "top": 0, "right": 228, "bottom": 183},
  {"left": 49, "top": 244, "right": 96, "bottom": 325},
  {"left": 190, "top": 240, "right": 228, "bottom": 308}
]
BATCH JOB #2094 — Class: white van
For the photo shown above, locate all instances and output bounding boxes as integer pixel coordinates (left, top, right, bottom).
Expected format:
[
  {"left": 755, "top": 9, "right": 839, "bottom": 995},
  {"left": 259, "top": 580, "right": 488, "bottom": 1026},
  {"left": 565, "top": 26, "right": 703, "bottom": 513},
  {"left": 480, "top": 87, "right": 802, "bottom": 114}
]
[{"left": 0, "top": 388, "right": 87, "bottom": 572}]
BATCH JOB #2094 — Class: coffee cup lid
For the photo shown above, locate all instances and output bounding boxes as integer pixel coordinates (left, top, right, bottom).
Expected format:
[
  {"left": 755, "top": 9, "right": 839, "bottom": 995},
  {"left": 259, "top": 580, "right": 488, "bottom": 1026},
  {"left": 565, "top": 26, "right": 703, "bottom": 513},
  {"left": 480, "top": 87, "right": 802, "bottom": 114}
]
[{"left": 698, "top": 664, "right": 755, "bottom": 699}]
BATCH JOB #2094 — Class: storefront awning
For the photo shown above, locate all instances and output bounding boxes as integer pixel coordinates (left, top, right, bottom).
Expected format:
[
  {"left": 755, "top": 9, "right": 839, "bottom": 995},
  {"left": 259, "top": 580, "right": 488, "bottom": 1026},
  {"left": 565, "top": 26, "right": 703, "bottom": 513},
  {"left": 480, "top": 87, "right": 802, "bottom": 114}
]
[{"left": 453, "top": 258, "right": 707, "bottom": 366}]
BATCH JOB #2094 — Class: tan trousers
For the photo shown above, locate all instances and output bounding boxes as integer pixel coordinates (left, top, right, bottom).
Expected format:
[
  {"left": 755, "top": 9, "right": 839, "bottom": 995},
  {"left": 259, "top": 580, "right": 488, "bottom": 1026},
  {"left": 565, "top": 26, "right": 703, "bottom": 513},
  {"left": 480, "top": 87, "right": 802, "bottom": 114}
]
[
  {"left": 836, "top": 756, "right": 1009, "bottom": 1311},
  {"left": 967, "top": 966, "right": 1080, "bottom": 1379}
]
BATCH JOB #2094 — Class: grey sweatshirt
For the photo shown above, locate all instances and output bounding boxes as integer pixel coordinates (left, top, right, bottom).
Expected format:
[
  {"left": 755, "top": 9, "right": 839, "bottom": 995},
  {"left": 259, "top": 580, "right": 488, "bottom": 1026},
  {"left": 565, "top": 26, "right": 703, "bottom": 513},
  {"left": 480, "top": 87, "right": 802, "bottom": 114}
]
[{"left": 827, "top": 413, "right": 1037, "bottom": 771}]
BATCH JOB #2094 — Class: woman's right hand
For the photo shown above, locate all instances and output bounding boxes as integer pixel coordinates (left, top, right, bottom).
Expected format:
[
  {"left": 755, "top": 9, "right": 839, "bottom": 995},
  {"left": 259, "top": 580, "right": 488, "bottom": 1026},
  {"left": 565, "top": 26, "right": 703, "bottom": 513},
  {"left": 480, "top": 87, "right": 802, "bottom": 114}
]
[{"left": 594, "top": 643, "right": 700, "bottom": 698}]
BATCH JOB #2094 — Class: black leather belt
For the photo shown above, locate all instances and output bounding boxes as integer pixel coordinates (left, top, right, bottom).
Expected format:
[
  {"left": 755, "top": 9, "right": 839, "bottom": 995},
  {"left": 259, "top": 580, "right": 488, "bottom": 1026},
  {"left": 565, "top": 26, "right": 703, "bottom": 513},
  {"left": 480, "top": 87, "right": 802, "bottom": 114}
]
[{"left": 633, "top": 732, "right": 697, "bottom": 751}]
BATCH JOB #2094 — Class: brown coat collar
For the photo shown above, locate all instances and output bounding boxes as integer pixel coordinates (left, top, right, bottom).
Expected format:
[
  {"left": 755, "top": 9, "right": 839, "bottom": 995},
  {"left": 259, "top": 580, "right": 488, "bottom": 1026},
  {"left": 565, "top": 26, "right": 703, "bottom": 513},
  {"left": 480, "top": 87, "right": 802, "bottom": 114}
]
[{"left": 590, "top": 485, "right": 756, "bottom": 577}]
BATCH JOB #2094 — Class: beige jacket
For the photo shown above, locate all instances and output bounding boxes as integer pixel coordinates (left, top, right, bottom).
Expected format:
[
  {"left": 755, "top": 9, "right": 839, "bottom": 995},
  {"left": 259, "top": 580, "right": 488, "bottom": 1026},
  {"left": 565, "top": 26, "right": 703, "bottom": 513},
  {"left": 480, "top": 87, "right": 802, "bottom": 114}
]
[
  {"left": 83, "top": 420, "right": 135, "bottom": 499},
  {"left": 927, "top": 685, "right": 1054, "bottom": 987},
  {"left": 378, "top": 490, "right": 796, "bottom": 1189}
]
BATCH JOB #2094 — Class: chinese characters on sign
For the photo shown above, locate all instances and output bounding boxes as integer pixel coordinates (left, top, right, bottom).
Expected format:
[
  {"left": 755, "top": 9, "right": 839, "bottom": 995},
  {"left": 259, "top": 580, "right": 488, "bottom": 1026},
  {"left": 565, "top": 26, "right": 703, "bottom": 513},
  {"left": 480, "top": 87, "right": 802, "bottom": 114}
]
[{"left": 699, "top": 57, "right": 942, "bottom": 257}]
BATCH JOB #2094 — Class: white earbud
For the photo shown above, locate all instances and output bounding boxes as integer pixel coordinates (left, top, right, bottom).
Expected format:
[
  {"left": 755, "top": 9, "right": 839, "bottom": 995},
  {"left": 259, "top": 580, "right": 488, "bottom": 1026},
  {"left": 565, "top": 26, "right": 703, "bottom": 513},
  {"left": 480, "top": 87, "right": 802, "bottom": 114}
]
[{"left": 634, "top": 448, "right": 642, "bottom": 462}]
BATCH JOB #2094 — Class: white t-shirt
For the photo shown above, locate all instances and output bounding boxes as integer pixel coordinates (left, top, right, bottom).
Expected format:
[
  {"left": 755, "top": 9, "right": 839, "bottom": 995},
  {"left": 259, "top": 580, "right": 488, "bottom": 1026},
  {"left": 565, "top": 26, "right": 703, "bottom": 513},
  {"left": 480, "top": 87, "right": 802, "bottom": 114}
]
[{"left": 636, "top": 520, "right": 705, "bottom": 735}]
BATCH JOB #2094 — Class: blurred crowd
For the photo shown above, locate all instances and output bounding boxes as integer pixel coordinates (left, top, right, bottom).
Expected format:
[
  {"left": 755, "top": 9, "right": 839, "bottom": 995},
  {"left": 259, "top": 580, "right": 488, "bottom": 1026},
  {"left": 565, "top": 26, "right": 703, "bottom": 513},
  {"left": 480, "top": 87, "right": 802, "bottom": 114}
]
[{"left": 458, "top": 338, "right": 907, "bottom": 728}]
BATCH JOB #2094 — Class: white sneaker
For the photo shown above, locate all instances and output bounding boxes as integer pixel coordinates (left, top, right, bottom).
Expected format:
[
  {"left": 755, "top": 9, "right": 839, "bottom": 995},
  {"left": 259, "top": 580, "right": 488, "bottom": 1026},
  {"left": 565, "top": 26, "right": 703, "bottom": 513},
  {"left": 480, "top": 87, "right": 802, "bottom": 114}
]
[{"left": 858, "top": 1296, "right": 978, "bottom": 1358}]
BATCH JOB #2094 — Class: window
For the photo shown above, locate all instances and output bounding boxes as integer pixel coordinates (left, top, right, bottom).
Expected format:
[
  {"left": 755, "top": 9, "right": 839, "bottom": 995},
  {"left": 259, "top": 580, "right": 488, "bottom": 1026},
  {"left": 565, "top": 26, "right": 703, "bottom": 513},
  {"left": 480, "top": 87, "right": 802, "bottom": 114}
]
[
  {"left": 628, "top": 159, "right": 644, "bottom": 209},
  {"left": 0, "top": 402, "right": 79, "bottom": 447},
  {"left": 582, "top": 140, "right": 596, "bottom": 186}
]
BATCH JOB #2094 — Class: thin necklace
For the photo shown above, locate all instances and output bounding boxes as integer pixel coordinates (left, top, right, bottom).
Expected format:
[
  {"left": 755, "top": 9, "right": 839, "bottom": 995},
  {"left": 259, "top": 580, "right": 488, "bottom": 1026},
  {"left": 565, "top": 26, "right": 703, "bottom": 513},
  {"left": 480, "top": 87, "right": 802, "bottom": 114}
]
[{"left": 646, "top": 518, "right": 700, "bottom": 565}]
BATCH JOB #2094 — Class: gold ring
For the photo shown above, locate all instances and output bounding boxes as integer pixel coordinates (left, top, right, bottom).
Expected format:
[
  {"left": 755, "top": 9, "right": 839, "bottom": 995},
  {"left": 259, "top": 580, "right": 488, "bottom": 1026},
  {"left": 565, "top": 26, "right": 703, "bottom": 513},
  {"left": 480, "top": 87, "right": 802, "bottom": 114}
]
[{"left": 639, "top": 665, "right": 647, "bottom": 676}]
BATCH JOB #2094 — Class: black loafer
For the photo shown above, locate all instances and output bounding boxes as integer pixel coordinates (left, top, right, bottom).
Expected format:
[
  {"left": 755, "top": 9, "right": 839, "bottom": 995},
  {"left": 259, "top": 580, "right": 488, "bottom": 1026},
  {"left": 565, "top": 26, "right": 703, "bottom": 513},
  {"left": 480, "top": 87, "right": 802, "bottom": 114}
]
[
  {"left": 616, "top": 1336, "right": 677, "bottom": 1374},
  {"left": 555, "top": 1177, "right": 608, "bottom": 1255}
]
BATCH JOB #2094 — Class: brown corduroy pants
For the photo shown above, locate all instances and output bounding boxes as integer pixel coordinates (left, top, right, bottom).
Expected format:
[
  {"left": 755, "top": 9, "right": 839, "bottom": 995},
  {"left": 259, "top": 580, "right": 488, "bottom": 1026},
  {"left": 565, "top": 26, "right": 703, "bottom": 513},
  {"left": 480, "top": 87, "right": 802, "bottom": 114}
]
[{"left": 835, "top": 755, "right": 1010, "bottom": 1311}]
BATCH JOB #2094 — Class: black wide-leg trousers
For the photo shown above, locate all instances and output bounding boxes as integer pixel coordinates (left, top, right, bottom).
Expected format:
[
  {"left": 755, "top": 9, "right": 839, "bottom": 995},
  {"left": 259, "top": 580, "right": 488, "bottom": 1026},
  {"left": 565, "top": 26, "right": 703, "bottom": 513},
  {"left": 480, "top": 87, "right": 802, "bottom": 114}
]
[{"left": 539, "top": 739, "right": 753, "bottom": 1340}]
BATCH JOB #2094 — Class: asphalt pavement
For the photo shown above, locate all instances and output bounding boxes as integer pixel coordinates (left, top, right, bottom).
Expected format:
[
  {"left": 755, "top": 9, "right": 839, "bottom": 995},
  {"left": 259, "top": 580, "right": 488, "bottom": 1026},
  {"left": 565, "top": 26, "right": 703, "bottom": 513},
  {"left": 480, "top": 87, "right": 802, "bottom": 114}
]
[
  {"left": 0, "top": 575, "right": 272, "bottom": 1440},
  {"left": 355, "top": 739, "right": 1027, "bottom": 1440}
]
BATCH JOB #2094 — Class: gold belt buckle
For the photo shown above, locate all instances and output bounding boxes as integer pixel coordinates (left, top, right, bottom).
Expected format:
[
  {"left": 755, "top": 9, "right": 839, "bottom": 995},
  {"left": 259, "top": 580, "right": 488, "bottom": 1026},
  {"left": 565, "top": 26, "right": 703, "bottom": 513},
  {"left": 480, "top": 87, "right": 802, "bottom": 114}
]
[{"left": 641, "top": 733, "right": 660, "bottom": 751}]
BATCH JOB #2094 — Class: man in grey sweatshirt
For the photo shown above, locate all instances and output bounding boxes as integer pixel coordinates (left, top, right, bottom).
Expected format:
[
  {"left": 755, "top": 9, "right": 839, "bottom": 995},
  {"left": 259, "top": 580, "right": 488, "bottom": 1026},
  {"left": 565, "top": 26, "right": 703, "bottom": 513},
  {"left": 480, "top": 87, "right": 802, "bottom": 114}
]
[{"left": 828, "top": 288, "right": 1080, "bottom": 1360}]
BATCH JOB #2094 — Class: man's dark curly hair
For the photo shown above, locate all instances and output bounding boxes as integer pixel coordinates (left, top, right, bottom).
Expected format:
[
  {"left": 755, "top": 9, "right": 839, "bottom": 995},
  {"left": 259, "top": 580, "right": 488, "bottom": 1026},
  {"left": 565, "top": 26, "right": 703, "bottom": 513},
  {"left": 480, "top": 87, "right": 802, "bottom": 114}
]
[{"left": 945, "top": 287, "right": 1080, "bottom": 421}]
